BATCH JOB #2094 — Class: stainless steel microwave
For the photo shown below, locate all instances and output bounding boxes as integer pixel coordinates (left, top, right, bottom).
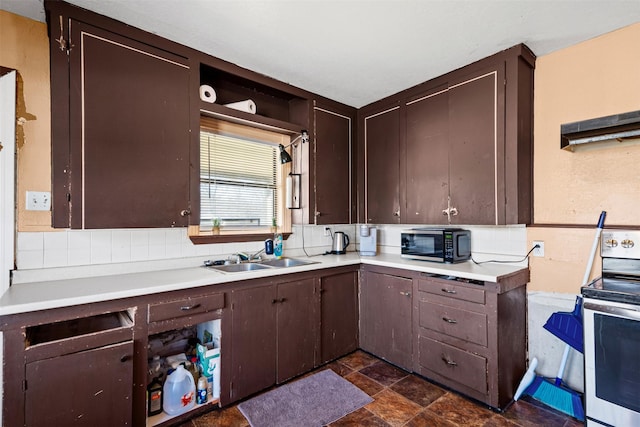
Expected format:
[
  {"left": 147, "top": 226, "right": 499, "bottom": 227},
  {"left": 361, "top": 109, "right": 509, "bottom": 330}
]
[{"left": 400, "top": 228, "right": 471, "bottom": 263}]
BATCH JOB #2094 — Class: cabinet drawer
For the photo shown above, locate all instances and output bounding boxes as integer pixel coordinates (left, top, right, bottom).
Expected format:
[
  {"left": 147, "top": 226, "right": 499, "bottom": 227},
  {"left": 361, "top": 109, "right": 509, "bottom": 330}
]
[
  {"left": 418, "top": 279, "right": 485, "bottom": 305},
  {"left": 418, "top": 336, "right": 487, "bottom": 394},
  {"left": 148, "top": 293, "right": 224, "bottom": 323},
  {"left": 419, "top": 300, "right": 487, "bottom": 347}
]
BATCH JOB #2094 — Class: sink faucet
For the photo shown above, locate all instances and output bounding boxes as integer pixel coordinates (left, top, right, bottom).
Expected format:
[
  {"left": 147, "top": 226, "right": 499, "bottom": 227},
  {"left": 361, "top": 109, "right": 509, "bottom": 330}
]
[{"left": 248, "top": 248, "right": 265, "bottom": 261}]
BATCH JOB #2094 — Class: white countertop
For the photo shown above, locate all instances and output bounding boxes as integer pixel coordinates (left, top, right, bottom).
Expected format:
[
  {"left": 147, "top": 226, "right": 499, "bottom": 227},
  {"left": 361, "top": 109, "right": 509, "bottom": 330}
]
[{"left": 0, "top": 253, "right": 527, "bottom": 316}]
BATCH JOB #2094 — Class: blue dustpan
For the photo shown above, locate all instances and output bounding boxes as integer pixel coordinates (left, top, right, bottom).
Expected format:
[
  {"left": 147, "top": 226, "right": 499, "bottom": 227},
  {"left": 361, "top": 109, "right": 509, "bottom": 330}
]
[{"left": 543, "top": 296, "right": 583, "bottom": 353}]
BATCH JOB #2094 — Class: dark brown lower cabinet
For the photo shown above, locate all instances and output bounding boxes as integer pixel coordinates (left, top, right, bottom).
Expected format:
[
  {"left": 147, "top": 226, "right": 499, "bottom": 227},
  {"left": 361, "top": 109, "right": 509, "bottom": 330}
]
[
  {"left": 360, "top": 267, "right": 413, "bottom": 370},
  {"left": 2, "top": 266, "right": 360, "bottom": 424},
  {"left": 320, "top": 270, "right": 358, "bottom": 364},
  {"left": 230, "top": 284, "right": 278, "bottom": 401},
  {"left": 230, "top": 278, "right": 316, "bottom": 401},
  {"left": 25, "top": 341, "right": 134, "bottom": 426},
  {"left": 414, "top": 273, "right": 528, "bottom": 409},
  {"left": 276, "top": 279, "right": 316, "bottom": 383}
]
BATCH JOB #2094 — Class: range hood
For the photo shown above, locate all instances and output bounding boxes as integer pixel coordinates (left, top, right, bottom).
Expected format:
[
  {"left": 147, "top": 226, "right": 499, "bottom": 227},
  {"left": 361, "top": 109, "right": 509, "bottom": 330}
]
[{"left": 561, "top": 110, "right": 640, "bottom": 151}]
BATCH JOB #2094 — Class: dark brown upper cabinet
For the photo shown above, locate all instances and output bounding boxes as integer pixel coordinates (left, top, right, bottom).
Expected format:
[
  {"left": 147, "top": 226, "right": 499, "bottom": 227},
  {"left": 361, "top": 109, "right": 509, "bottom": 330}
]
[
  {"left": 359, "top": 102, "right": 402, "bottom": 224},
  {"left": 358, "top": 44, "right": 535, "bottom": 226},
  {"left": 310, "top": 101, "right": 356, "bottom": 225},
  {"left": 48, "top": 1, "right": 194, "bottom": 229},
  {"left": 47, "top": 1, "right": 359, "bottom": 230},
  {"left": 406, "top": 66, "right": 502, "bottom": 225},
  {"left": 405, "top": 85, "right": 449, "bottom": 224}
]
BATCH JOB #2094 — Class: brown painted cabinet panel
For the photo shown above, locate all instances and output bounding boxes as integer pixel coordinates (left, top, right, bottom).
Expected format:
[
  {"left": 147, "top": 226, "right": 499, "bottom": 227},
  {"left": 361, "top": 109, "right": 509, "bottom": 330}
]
[
  {"left": 405, "top": 88, "right": 449, "bottom": 224},
  {"left": 359, "top": 45, "right": 534, "bottom": 226},
  {"left": 313, "top": 105, "right": 354, "bottom": 224},
  {"left": 230, "top": 278, "right": 316, "bottom": 399},
  {"left": 47, "top": 0, "right": 193, "bottom": 229},
  {"left": 414, "top": 274, "right": 528, "bottom": 409},
  {"left": 230, "top": 285, "right": 278, "bottom": 401},
  {"left": 363, "top": 106, "right": 401, "bottom": 224},
  {"left": 360, "top": 269, "right": 412, "bottom": 370},
  {"left": 405, "top": 68, "right": 501, "bottom": 225},
  {"left": 276, "top": 278, "right": 316, "bottom": 383},
  {"left": 69, "top": 22, "right": 191, "bottom": 229},
  {"left": 447, "top": 69, "right": 501, "bottom": 225},
  {"left": 418, "top": 335, "right": 487, "bottom": 394},
  {"left": 25, "top": 341, "right": 133, "bottom": 426},
  {"left": 320, "top": 271, "right": 358, "bottom": 364}
]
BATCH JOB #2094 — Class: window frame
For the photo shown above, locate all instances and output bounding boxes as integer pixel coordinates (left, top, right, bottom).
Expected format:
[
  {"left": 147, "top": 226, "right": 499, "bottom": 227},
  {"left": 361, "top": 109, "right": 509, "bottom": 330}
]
[{"left": 189, "top": 117, "right": 293, "bottom": 244}]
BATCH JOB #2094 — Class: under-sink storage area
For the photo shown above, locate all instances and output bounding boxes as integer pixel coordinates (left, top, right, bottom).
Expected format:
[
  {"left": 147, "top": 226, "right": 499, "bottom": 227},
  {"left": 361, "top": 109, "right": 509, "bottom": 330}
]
[{"left": 146, "top": 293, "right": 224, "bottom": 427}]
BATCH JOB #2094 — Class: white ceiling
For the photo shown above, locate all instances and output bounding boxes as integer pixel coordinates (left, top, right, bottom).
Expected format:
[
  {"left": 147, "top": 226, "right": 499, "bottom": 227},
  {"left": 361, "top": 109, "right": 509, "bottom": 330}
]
[{"left": 3, "top": 0, "right": 640, "bottom": 107}]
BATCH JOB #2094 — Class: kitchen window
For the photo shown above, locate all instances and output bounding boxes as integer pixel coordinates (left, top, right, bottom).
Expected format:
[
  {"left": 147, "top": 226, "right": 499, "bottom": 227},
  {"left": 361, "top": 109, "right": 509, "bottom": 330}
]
[{"left": 193, "top": 117, "right": 292, "bottom": 241}]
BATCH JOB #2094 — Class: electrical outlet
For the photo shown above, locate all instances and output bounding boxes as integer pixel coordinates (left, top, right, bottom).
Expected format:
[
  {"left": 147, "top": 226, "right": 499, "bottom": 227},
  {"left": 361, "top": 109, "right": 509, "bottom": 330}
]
[
  {"left": 324, "top": 227, "right": 331, "bottom": 237},
  {"left": 532, "top": 241, "right": 545, "bottom": 257},
  {"left": 26, "top": 191, "right": 51, "bottom": 211}
]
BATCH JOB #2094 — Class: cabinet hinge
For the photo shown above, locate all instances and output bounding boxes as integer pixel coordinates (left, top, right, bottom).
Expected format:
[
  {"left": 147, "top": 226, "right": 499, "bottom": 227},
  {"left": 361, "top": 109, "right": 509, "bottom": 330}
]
[{"left": 55, "top": 15, "right": 73, "bottom": 55}]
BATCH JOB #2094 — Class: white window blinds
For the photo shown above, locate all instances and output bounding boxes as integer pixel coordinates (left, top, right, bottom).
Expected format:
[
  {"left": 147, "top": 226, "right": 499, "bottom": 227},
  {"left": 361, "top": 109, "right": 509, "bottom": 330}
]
[{"left": 200, "top": 119, "right": 284, "bottom": 230}]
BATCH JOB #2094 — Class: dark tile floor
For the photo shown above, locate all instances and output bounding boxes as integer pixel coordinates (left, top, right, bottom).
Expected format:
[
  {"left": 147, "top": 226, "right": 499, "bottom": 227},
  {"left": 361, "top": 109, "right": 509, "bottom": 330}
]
[{"left": 183, "top": 351, "right": 584, "bottom": 427}]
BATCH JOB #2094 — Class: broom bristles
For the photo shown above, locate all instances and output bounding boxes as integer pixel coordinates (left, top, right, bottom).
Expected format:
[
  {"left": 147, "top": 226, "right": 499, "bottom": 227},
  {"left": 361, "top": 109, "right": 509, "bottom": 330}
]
[{"left": 526, "top": 376, "right": 585, "bottom": 421}]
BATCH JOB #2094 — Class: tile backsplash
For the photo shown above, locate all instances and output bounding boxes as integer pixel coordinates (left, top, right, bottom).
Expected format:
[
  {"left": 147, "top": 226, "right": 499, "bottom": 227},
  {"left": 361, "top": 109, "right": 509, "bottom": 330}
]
[{"left": 14, "top": 224, "right": 526, "bottom": 283}]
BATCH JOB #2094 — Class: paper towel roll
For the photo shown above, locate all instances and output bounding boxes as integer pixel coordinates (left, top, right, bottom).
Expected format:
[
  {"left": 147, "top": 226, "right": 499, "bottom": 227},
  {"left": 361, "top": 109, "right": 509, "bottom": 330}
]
[
  {"left": 199, "top": 85, "right": 216, "bottom": 103},
  {"left": 224, "top": 99, "right": 257, "bottom": 114}
]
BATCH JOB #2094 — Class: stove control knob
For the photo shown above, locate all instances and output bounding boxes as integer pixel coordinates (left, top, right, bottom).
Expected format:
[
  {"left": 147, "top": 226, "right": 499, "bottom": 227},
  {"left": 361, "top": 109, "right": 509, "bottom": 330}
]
[
  {"left": 604, "top": 239, "right": 618, "bottom": 248},
  {"left": 621, "top": 239, "right": 635, "bottom": 248}
]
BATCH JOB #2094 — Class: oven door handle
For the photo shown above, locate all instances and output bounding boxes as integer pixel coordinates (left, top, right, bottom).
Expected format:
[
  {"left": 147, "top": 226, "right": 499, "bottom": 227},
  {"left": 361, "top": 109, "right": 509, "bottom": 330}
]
[{"left": 584, "top": 301, "right": 640, "bottom": 320}]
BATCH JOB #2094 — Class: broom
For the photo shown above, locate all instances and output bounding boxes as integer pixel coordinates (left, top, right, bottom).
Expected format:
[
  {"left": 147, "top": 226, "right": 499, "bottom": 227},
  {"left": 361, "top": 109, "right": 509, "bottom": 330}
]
[
  {"left": 514, "top": 211, "right": 606, "bottom": 421},
  {"left": 525, "top": 296, "right": 585, "bottom": 421}
]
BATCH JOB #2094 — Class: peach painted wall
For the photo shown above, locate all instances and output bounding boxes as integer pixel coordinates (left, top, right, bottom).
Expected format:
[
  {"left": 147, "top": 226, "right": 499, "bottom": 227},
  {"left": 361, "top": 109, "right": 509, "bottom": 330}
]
[
  {"left": 528, "top": 22, "right": 640, "bottom": 293},
  {"left": 0, "top": 11, "right": 52, "bottom": 232}
]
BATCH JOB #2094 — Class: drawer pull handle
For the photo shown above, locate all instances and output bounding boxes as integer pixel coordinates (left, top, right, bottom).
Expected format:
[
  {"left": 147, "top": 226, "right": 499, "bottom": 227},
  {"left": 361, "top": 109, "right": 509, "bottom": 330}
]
[
  {"left": 272, "top": 298, "right": 287, "bottom": 304},
  {"left": 400, "top": 291, "right": 411, "bottom": 297},
  {"left": 180, "top": 303, "right": 201, "bottom": 311},
  {"left": 442, "top": 356, "right": 458, "bottom": 366},
  {"left": 441, "top": 288, "right": 457, "bottom": 294},
  {"left": 442, "top": 317, "right": 457, "bottom": 324},
  {"left": 120, "top": 354, "right": 131, "bottom": 363}
]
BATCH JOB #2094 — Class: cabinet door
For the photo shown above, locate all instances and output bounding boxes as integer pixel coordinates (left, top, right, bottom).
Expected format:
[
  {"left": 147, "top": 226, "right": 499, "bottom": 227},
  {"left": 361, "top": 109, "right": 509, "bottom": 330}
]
[
  {"left": 360, "top": 271, "right": 413, "bottom": 370},
  {"left": 25, "top": 341, "right": 133, "bottom": 427},
  {"left": 230, "top": 285, "right": 277, "bottom": 401},
  {"left": 276, "top": 279, "right": 316, "bottom": 383},
  {"left": 448, "top": 69, "right": 501, "bottom": 225},
  {"left": 364, "top": 106, "right": 401, "bottom": 223},
  {"left": 320, "top": 271, "right": 358, "bottom": 364},
  {"left": 65, "top": 21, "right": 191, "bottom": 228},
  {"left": 405, "top": 87, "right": 450, "bottom": 224},
  {"left": 313, "top": 105, "right": 354, "bottom": 225}
]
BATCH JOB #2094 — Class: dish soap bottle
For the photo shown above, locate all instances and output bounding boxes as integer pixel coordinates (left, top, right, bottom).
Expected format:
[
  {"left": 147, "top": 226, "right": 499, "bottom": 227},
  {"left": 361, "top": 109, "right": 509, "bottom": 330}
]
[{"left": 274, "top": 233, "right": 283, "bottom": 259}]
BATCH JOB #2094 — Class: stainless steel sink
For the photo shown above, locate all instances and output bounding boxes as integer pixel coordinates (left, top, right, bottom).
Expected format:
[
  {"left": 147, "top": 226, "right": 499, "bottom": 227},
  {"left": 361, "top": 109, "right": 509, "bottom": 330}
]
[
  {"left": 260, "top": 257, "right": 319, "bottom": 268},
  {"left": 208, "top": 263, "right": 273, "bottom": 273},
  {"left": 204, "top": 257, "right": 318, "bottom": 273}
]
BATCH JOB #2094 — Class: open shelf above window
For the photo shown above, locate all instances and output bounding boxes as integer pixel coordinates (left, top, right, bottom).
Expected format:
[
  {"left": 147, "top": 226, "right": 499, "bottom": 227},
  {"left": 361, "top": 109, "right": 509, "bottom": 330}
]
[{"left": 199, "top": 63, "right": 309, "bottom": 133}]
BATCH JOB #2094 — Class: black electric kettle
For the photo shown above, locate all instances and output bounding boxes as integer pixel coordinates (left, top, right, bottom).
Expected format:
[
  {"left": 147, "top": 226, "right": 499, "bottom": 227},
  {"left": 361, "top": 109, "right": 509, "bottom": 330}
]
[{"left": 331, "top": 231, "right": 350, "bottom": 254}]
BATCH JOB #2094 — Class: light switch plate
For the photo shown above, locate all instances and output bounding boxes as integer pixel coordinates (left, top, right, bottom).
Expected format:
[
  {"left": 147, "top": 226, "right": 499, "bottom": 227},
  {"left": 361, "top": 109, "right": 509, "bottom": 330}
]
[{"left": 26, "top": 191, "right": 51, "bottom": 211}]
